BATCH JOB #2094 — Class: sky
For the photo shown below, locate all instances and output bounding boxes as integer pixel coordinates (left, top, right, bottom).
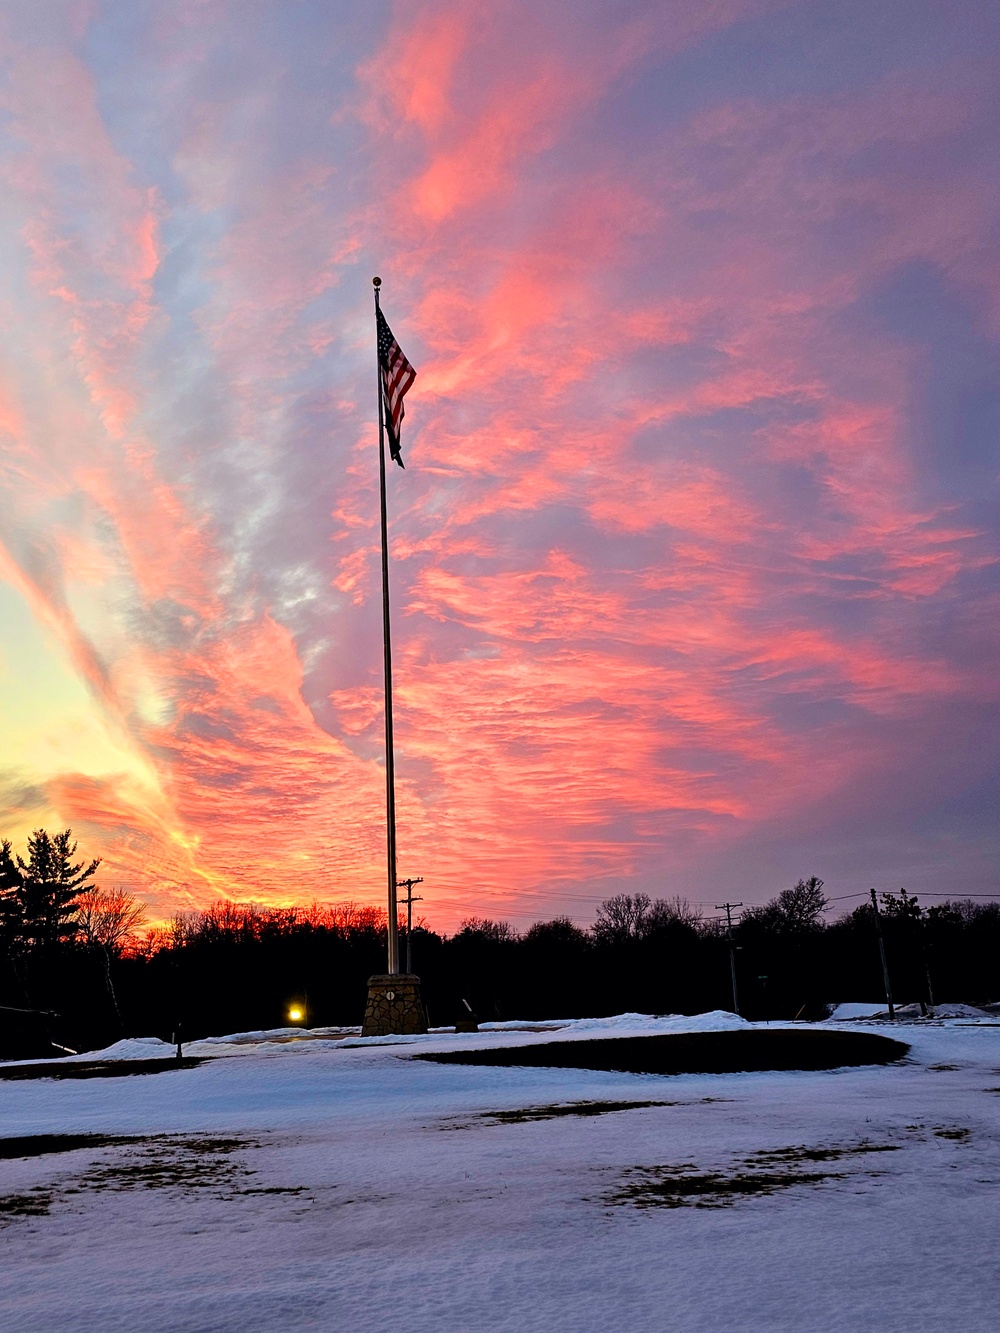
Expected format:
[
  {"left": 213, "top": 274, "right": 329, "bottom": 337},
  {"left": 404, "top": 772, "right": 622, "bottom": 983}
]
[{"left": 0, "top": 0, "right": 998, "bottom": 932}]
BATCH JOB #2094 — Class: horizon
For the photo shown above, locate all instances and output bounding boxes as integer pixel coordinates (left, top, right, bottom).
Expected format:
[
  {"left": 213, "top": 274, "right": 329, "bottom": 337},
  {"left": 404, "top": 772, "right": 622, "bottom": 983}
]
[{"left": 1, "top": 0, "right": 998, "bottom": 934}]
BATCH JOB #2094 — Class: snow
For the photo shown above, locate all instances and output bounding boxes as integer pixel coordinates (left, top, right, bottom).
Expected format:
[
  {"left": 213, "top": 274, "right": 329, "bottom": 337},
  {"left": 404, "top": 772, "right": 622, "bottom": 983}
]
[
  {"left": 1, "top": 1012, "right": 998, "bottom": 1331},
  {"left": 933, "top": 1002, "right": 992, "bottom": 1017},
  {"left": 41, "top": 1010, "right": 755, "bottom": 1063},
  {"left": 826, "top": 1002, "right": 889, "bottom": 1020},
  {"left": 827, "top": 1001, "right": 993, "bottom": 1021}
]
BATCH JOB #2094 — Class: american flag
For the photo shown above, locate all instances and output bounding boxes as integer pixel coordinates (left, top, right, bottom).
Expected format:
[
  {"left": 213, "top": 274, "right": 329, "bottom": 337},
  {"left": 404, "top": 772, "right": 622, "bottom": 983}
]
[{"left": 377, "top": 308, "right": 416, "bottom": 468}]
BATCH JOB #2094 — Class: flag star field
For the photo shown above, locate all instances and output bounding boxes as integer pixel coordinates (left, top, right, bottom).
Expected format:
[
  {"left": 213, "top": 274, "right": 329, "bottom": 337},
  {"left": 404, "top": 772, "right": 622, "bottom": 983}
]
[{"left": 0, "top": 0, "right": 997, "bottom": 929}]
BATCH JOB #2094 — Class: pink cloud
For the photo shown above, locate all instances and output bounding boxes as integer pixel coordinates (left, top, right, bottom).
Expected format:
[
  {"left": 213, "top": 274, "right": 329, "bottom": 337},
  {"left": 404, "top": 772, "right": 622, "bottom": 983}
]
[{"left": 1, "top": 3, "right": 997, "bottom": 928}]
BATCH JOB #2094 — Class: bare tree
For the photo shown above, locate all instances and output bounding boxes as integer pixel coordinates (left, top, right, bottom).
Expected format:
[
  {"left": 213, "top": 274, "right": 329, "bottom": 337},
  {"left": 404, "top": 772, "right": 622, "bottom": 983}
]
[
  {"left": 741, "top": 877, "right": 829, "bottom": 935},
  {"left": 643, "top": 896, "right": 702, "bottom": 932},
  {"left": 456, "top": 918, "right": 519, "bottom": 942},
  {"left": 593, "top": 893, "right": 702, "bottom": 943},
  {"left": 592, "top": 893, "right": 652, "bottom": 944},
  {"left": 75, "top": 887, "right": 147, "bottom": 1027},
  {"left": 76, "top": 887, "right": 147, "bottom": 954},
  {"left": 523, "top": 917, "right": 589, "bottom": 947}
]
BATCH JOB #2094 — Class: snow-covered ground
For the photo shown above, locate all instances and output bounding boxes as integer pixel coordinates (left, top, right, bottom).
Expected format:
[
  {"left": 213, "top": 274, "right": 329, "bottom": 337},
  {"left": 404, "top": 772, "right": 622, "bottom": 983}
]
[
  {"left": 827, "top": 1001, "right": 994, "bottom": 1021},
  {"left": 1, "top": 1012, "right": 998, "bottom": 1331}
]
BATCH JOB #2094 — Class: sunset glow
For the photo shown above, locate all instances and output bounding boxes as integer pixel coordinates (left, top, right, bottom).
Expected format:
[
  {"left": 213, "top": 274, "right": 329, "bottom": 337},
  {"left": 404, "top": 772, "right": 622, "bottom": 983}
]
[{"left": 1, "top": 1, "right": 997, "bottom": 929}]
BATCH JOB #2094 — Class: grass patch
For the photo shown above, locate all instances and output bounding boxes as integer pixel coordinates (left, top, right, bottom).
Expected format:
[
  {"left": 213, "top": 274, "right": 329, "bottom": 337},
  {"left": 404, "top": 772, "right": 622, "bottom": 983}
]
[
  {"left": 0, "top": 1058, "right": 205, "bottom": 1081},
  {"left": 452, "top": 1096, "right": 730, "bottom": 1127},
  {"left": 232, "top": 1186, "right": 309, "bottom": 1197},
  {"left": 78, "top": 1136, "right": 255, "bottom": 1194},
  {"left": 0, "top": 1134, "right": 311, "bottom": 1227},
  {"left": 613, "top": 1165, "right": 839, "bottom": 1208},
  {"left": 933, "top": 1127, "right": 971, "bottom": 1140},
  {"left": 482, "top": 1098, "right": 677, "bottom": 1119},
  {"left": 0, "top": 1188, "right": 52, "bottom": 1221},
  {"left": 609, "top": 1138, "right": 902, "bottom": 1210},
  {"left": 744, "top": 1143, "right": 901, "bottom": 1166},
  {"left": 481, "top": 1099, "right": 676, "bottom": 1124}
]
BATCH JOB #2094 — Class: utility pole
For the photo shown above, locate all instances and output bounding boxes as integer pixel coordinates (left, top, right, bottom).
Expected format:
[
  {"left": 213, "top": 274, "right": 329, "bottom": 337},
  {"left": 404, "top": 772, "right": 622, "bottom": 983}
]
[
  {"left": 715, "top": 902, "right": 743, "bottom": 1017},
  {"left": 870, "top": 889, "right": 896, "bottom": 1020},
  {"left": 919, "top": 915, "right": 936, "bottom": 1011},
  {"left": 397, "top": 877, "right": 423, "bottom": 975}
]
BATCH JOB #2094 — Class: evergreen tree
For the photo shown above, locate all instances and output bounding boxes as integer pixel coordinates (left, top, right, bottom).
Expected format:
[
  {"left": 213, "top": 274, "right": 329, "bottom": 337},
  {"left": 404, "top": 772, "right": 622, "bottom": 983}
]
[
  {"left": 14, "top": 829, "right": 100, "bottom": 950},
  {"left": 0, "top": 838, "right": 23, "bottom": 952}
]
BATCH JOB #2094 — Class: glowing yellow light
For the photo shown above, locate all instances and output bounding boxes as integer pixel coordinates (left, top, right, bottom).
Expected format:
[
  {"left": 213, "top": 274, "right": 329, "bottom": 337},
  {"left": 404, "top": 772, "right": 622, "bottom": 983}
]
[{"left": 287, "top": 1006, "right": 304, "bottom": 1024}]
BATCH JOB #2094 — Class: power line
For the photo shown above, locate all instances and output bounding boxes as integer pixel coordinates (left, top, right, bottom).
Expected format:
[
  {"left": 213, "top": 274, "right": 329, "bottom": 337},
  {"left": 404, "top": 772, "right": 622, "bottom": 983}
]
[
  {"left": 890, "top": 892, "right": 1000, "bottom": 899},
  {"left": 822, "top": 891, "right": 1000, "bottom": 907}
]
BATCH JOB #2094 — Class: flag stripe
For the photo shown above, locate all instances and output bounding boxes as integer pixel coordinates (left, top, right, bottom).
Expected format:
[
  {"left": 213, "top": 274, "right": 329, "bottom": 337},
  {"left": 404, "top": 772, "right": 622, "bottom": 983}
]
[{"left": 377, "top": 309, "right": 416, "bottom": 467}]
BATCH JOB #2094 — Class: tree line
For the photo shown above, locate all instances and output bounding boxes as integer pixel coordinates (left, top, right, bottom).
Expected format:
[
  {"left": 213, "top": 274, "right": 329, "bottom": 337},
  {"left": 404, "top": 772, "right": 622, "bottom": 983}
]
[{"left": 1, "top": 830, "right": 998, "bottom": 1054}]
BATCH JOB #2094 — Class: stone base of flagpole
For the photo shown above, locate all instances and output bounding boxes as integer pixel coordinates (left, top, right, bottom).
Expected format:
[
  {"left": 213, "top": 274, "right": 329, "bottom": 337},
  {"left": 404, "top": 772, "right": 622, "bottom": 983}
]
[{"left": 361, "top": 974, "right": 428, "bottom": 1037}]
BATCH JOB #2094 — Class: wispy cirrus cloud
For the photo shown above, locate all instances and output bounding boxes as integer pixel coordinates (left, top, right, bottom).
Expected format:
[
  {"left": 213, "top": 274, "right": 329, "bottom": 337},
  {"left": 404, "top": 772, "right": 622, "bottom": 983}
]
[{"left": 0, "top": 0, "right": 997, "bottom": 926}]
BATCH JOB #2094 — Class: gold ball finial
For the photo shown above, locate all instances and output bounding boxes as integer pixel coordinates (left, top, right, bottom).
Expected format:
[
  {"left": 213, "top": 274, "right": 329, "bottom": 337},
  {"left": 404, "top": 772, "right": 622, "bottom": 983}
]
[{"left": 372, "top": 275, "right": 381, "bottom": 287}]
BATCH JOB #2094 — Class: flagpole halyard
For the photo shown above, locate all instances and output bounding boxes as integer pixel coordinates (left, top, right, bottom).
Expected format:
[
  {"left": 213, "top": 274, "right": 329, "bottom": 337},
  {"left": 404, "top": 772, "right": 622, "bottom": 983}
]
[{"left": 373, "top": 275, "right": 400, "bottom": 976}]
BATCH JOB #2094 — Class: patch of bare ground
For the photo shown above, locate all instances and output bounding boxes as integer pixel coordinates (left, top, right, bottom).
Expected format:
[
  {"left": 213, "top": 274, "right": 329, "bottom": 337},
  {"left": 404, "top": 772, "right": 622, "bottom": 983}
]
[
  {"left": 441, "top": 1096, "right": 730, "bottom": 1129},
  {"left": 608, "top": 1140, "right": 902, "bottom": 1210},
  {"left": 0, "top": 1188, "right": 53, "bottom": 1220},
  {"left": 744, "top": 1142, "right": 901, "bottom": 1166},
  {"left": 0, "top": 1134, "right": 141, "bottom": 1160},
  {"left": 0, "top": 1058, "right": 206, "bottom": 1081},
  {"left": 0, "top": 1134, "right": 306, "bottom": 1226},
  {"left": 75, "top": 1136, "right": 255, "bottom": 1195}
]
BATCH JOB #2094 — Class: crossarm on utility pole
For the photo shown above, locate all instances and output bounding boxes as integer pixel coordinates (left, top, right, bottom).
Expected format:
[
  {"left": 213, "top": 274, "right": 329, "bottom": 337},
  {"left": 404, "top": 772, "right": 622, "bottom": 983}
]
[
  {"left": 870, "top": 889, "right": 896, "bottom": 1020},
  {"left": 715, "top": 902, "right": 743, "bottom": 1017},
  {"left": 398, "top": 877, "right": 424, "bottom": 975}
]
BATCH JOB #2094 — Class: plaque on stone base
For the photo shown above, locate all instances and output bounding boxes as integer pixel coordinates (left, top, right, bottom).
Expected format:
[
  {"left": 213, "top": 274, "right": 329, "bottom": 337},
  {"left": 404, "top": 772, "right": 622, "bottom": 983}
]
[{"left": 361, "top": 974, "right": 428, "bottom": 1037}]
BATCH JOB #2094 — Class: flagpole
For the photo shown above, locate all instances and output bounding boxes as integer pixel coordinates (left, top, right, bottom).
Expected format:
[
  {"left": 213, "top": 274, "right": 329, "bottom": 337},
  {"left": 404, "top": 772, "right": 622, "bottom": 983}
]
[{"left": 373, "top": 276, "right": 400, "bottom": 976}]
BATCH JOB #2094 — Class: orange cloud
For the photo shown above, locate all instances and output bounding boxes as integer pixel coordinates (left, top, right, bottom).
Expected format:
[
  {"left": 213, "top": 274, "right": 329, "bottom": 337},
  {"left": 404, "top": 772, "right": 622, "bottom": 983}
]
[{"left": 1, "top": 2, "right": 998, "bottom": 930}]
